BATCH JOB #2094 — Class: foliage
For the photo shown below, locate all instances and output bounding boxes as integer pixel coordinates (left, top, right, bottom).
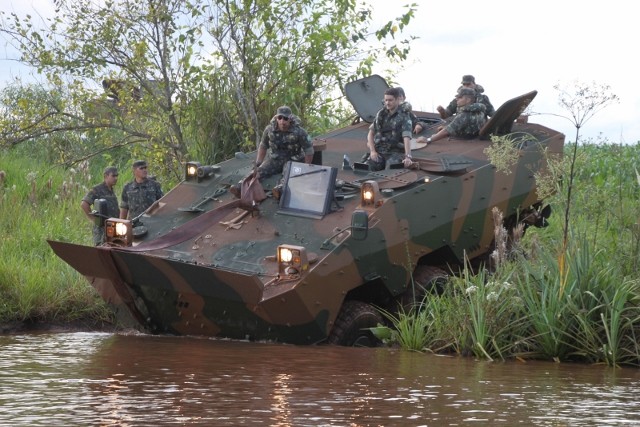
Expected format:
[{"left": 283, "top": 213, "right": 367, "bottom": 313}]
[
  {"left": 0, "top": 151, "right": 113, "bottom": 325},
  {"left": 0, "top": 0, "right": 417, "bottom": 179},
  {"left": 550, "top": 81, "right": 619, "bottom": 256}
]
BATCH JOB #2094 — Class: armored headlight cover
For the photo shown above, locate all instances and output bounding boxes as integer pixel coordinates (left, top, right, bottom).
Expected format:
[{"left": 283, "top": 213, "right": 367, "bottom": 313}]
[{"left": 105, "top": 218, "right": 133, "bottom": 247}]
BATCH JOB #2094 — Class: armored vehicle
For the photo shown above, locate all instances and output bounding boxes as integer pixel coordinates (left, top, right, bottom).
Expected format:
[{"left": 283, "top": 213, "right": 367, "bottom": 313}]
[{"left": 49, "top": 76, "right": 564, "bottom": 346}]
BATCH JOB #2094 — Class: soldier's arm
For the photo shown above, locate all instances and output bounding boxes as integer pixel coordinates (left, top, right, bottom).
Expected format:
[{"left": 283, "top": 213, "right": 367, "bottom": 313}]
[
  {"left": 367, "top": 128, "right": 377, "bottom": 155},
  {"left": 119, "top": 186, "right": 129, "bottom": 219},
  {"left": 256, "top": 146, "right": 267, "bottom": 165},
  {"left": 300, "top": 130, "right": 314, "bottom": 164},
  {"left": 80, "top": 200, "right": 94, "bottom": 221}
]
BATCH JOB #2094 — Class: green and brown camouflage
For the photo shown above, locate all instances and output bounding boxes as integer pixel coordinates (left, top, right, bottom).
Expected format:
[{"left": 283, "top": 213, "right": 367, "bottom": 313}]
[{"left": 48, "top": 76, "right": 564, "bottom": 346}]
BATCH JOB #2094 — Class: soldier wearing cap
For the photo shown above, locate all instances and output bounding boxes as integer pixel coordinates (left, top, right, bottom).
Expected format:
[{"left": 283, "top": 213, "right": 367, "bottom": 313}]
[
  {"left": 81, "top": 166, "right": 120, "bottom": 245},
  {"left": 418, "top": 87, "right": 487, "bottom": 144},
  {"left": 256, "top": 106, "right": 313, "bottom": 179},
  {"left": 119, "top": 160, "right": 163, "bottom": 220},
  {"left": 437, "top": 74, "right": 495, "bottom": 119},
  {"left": 230, "top": 106, "right": 313, "bottom": 197}
]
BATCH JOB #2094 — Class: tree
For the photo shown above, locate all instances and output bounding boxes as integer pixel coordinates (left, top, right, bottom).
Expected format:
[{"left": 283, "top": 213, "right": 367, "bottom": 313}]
[{"left": 0, "top": 0, "right": 416, "bottom": 179}]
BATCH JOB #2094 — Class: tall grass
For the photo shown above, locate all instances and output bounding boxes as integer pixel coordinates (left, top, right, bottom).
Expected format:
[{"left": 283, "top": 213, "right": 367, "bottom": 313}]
[
  {"left": 380, "top": 142, "right": 640, "bottom": 366},
  {"left": 0, "top": 151, "right": 114, "bottom": 325}
]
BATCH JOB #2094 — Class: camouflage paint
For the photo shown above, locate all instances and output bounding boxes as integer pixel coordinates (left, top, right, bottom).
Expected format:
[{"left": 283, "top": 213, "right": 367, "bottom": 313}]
[{"left": 48, "top": 90, "right": 564, "bottom": 344}]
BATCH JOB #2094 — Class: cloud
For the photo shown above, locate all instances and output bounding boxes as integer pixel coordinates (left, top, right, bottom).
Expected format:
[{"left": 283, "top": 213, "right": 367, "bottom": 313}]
[{"left": 367, "top": 0, "right": 638, "bottom": 143}]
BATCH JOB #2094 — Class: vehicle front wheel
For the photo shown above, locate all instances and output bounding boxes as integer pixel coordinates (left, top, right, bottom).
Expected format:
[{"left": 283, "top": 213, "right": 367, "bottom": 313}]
[{"left": 327, "top": 300, "right": 383, "bottom": 347}]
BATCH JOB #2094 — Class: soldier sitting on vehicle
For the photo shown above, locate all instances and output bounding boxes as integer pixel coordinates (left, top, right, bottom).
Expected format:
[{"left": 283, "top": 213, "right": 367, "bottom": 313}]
[
  {"left": 230, "top": 106, "right": 313, "bottom": 198},
  {"left": 417, "top": 87, "right": 487, "bottom": 144},
  {"left": 366, "top": 87, "right": 414, "bottom": 171},
  {"left": 437, "top": 74, "right": 495, "bottom": 119}
]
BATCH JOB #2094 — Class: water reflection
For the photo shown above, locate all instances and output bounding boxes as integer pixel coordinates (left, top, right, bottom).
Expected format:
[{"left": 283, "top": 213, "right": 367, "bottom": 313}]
[{"left": 1, "top": 332, "right": 640, "bottom": 426}]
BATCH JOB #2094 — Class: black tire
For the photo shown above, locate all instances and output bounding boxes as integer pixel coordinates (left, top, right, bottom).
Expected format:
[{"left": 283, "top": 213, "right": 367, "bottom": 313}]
[
  {"left": 400, "top": 265, "right": 449, "bottom": 311},
  {"left": 327, "top": 300, "right": 383, "bottom": 347}
]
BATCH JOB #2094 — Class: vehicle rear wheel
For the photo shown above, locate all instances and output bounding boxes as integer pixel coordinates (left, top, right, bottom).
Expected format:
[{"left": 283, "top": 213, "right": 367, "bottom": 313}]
[
  {"left": 400, "top": 265, "right": 449, "bottom": 311},
  {"left": 327, "top": 300, "right": 383, "bottom": 347}
]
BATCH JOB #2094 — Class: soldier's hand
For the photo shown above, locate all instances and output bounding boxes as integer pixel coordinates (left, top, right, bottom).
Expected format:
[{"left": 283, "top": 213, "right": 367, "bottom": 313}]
[{"left": 370, "top": 151, "right": 380, "bottom": 162}]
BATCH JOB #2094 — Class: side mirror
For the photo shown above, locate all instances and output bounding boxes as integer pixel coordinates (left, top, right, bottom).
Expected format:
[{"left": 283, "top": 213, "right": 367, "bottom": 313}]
[
  {"left": 351, "top": 209, "right": 368, "bottom": 240},
  {"left": 94, "top": 198, "right": 108, "bottom": 227}
]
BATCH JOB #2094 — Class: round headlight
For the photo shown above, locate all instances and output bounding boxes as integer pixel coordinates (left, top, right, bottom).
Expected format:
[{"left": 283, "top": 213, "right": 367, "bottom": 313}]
[
  {"left": 115, "top": 221, "right": 129, "bottom": 237},
  {"left": 279, "top": 247, "right": 293, "bottom": 263}
]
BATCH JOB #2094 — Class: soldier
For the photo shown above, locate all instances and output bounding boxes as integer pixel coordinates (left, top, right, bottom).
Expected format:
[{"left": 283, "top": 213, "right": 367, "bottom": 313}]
[
  {"left": 230, "top": 106, "right": 313, "bottom": 197},
  {"left": 366, "top": 87, "right": 414, "bottom": 171},
  {"left": 437, "top": 74, "right": 495, "bottom": 119},
  {"left": 418, "top": 87, "right": 487, "bottom": 144},
  {"left": 395, "top": 87, "right": 424, "bottom": 134},
  {"left": 80, "top": 166, "right": 119, "bottom": 245},
  {"left": 119, "top": 160, "right": 163, "bottom": 220}
]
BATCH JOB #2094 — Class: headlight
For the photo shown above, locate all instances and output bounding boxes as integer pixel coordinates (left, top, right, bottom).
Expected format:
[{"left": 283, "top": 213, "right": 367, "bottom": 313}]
[
  {"left": 277, "top": 244, "right": 309, "bottom": 276},
  {"left": 105, "top": 218, "right": 133, "bottom": 247},
  {"left": 360, "top": 180, "right": 382, "bottom": 207},
  {"left": 185, "top": 161, "right": 201, "bottom": 181}
]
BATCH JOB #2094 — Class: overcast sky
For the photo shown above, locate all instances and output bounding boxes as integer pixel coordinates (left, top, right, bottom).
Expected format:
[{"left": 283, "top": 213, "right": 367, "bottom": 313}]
[
  {"left": 366, "top": 0, "right": 638, "bottom": 144},
  {"left": 1, "top": 0, "right": 637, "bottom": 144}
]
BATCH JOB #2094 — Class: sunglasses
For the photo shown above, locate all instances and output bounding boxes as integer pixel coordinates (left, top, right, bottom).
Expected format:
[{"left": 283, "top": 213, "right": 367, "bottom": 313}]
[
  {"left": 138, "top": 166, "right": 147, "bottom": 170},
  {"left": 277, "top": 115, "right": 290, "bottom": 121}
]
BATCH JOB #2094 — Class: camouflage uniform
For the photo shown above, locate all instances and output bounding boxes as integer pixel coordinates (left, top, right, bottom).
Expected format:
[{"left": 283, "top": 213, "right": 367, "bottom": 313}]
[
  {"left": 445, "top": 102, "right": 487, "bottom": 138},
  {"left": 443, "top": 84, "right": 495, "bottom": 118},
  {"left": 370, "top": 101, "right": 419, "bottom": 132},
  {"left": 120, "top": 178, "right": 163, "bottom": 219},
  {"left": 474, "top": 85, "right": 495, "bottom": 117},
  {"left": 82, "top": 182, "right": 119, "bottom": 245},
  {"left": 367, "top": 107, "right": 413, "bottom": 171},
  {"left": 257, "top": 115, "right": 314, "bottom": 181}
]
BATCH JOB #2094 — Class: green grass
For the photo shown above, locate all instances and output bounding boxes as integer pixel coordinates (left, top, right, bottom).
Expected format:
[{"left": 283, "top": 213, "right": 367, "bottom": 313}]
[
  {"left": 0, "top": 151, "right": 113, "bottom": 325},
  {"left": 378, "top": 142, "right": 640, "bottom": 367}
]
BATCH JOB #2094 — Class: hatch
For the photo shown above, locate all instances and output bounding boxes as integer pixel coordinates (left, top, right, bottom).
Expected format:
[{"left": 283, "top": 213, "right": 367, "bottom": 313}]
[
  {"left": 479, "top": 90, "right": 538, "bottom": 138},
  {"left": 344, "top": 75, "right": 389, "bottom": 123}
]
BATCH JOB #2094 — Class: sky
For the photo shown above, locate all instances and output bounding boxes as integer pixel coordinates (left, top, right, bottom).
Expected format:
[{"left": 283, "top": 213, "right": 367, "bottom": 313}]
[
  {"left": 1, "top": 0, "right": 638, "bottom": 144},
  {"left": 365, "top": 0, "right": 639, "bottom": 144}
]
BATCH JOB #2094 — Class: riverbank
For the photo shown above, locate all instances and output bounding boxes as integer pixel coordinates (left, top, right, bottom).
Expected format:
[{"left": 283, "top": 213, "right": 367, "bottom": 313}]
[{"left": 0, "top": 318, "right": 122, "bottom": 335}]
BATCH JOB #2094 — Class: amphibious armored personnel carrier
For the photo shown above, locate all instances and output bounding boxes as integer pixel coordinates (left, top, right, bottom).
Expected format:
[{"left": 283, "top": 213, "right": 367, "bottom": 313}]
[{"left": 49, "top": 76, "right": 564, "bottom": 345}]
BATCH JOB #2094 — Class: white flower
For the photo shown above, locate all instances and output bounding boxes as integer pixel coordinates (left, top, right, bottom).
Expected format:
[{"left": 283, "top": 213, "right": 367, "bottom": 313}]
[
  {"left": 486, "top": 291, "right": 499, "bottom": 302},
  {"left": 465, "top": 285, "right": 478, "bottom": 295}
]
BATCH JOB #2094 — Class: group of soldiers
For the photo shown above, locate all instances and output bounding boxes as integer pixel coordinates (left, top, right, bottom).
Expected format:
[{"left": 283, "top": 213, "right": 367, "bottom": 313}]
[
  {"left": 81, "top": 160, "right": 163, "bottom": 245},
  {"left": 368, "top": 74, "right": 494, "bottom": 170},
  {"left": 84, "top": 74, "right": 492, "bottom": 242}
]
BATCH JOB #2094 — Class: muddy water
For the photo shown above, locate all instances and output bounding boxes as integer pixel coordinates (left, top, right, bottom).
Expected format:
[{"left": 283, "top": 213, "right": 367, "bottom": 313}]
[{"left": 1, "top": 332, "right": 640, "bottom": 426}]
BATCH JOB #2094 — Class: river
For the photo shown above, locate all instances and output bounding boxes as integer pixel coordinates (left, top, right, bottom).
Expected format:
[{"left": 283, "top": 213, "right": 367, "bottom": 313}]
[{"left": 1, "top": 332, "right": 639, "bottom": 426}]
